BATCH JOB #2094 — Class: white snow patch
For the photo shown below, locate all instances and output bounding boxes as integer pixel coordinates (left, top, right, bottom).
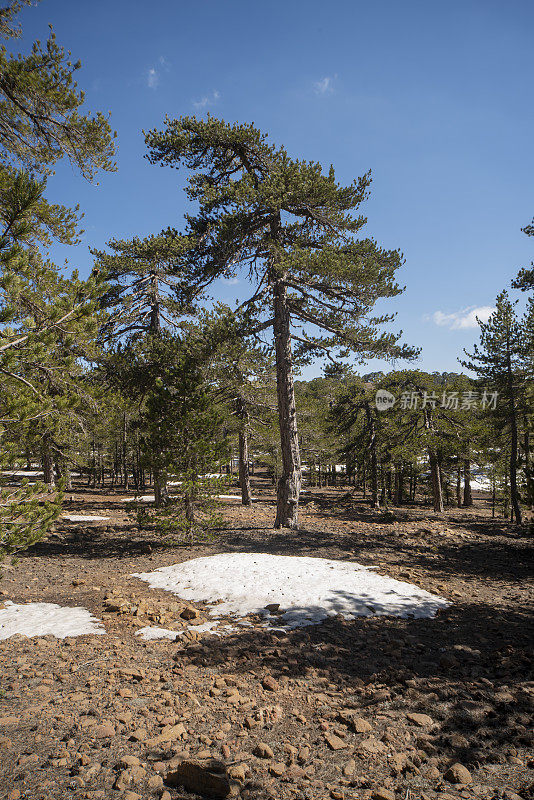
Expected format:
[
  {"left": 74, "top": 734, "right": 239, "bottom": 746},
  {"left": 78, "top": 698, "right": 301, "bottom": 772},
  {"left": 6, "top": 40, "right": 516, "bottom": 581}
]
[
  {"left": 62, "top": 514, "right": 110, "bottom": 522},
  {"left": 0, "top": 601, "right": 106, "bottom": 640},
  {"left": 133, "top": 553, "right": 449, "bottom": 630},
  {"left": 135, "top": 626, "right": 180, "bottom": 641},
  {"left": 135, "top": 619, "right": 222, "bottom": 641},
  {"left": 216, "top": 494, "right": 242, "bottom": 500}
]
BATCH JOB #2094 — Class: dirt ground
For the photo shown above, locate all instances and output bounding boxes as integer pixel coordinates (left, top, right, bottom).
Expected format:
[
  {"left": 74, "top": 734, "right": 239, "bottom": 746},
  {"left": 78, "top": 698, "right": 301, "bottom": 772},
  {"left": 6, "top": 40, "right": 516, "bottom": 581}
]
[{"left": 0, "top": 478, "right": 533, "bottom": 800}]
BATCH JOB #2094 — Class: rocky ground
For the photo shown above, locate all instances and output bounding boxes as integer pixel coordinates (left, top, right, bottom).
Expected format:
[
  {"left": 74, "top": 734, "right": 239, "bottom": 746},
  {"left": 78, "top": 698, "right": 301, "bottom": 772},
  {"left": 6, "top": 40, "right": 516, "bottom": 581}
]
[{"left": 0, "top": 479, "right": 533, "bottom": 800}]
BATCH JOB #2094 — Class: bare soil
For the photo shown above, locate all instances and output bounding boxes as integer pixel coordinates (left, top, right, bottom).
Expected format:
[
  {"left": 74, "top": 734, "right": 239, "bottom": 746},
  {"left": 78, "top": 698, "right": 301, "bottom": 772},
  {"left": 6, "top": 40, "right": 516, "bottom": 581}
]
[{"left": 0, "top": 478, "right": 533, "bottom": 800}]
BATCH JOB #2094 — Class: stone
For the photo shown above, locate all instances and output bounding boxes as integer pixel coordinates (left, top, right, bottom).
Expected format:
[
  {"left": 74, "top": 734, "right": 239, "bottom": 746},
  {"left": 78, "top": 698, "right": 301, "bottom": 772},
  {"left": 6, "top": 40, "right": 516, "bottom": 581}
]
[
  {"left": 166, "top": 759, "right": 231, "bottom": 798},
  {"left": 357, "top": 737, "right": 388, "bottom": 756},
  {"left": 444, "top": 763, "right": 472, "bottom": 785},
  {"left": 372, "top": 789, "right": 395, "bottom": 800},
  {"left": 269, "top": 762, "right": 286, "bottom": 776},
  {"left": 342, "top": 759, "right": 356, "bottom": 776},
  {"left": 338, "top": 712, "right": 372, "bottom": 733},
  {"left": 117, "top": 755, "right": 138, "bottom": 767},
  {"left": 148, "top": 775, "right": 164, "bottom": 789},
  {"left": 253, "top": 742, "right": 274, "bottom": 759},
  {"left": 325, "top": 732, "right": 348, "bottom": 751},
  {"left": 147, "top": 722, "right": 186, "bottom": 746},
  {"left": 180, "top": 606, "right": 200, "bottom": 620},
  {"left": 406, "top": 713, "right": 434, "bottom": 728},
  {"left": 262, "top": 675, "right": 279, "bottom": 692},
  {"left": 265, "top": 604, "right": 280, "bottom": 613},
  {"left": 94, "top": 723, "right": 115, "bottom": 738}
]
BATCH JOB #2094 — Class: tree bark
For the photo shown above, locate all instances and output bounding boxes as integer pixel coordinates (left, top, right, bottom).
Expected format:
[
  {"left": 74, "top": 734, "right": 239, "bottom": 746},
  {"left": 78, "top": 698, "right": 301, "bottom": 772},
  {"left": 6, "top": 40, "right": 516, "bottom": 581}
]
[
  {"left": 364, "top": 402, "right": 379, "bottom": 508},
  {"left": 272, "top": 257, "right": 301, "bottom": 529},
  {"left": 424, "top": 408, "right": 444, "bottom": 513},
  {"left": 41, "top": 432, "right": 55, "bottom": 487},
  {"left": 456, "top": 464, "right": 462, "bottom": 507},
  {"left": 463, "top": 453, "right": 473, "bottom": 507},
  {"left": 238, "top": 430, "right": 252, "bottom": 506},
  {"left": 506, "top": 331, "right": 522, "bottom": 525},
  {"left": 154, "top": 468, "right": 169, "bottom": 508},
  {"left": 236, "top": 396, "right": 252, "bottom": 505}
]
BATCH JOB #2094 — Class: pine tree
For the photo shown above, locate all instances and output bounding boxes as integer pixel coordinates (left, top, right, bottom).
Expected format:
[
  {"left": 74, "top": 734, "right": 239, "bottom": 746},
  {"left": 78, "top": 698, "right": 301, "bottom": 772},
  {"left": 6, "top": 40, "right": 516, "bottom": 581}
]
[
  {"left": 461, "top": 292, "right": 527, "bottom": 525},
  {"left": 145, "top": 115, "right": 417, "bottom": 528}
]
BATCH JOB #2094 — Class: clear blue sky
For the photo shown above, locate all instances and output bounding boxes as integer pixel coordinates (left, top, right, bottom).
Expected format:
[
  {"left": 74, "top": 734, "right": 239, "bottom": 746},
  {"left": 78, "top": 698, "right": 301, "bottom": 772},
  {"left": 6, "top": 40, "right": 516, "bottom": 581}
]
[{"left": 16, "top": 0, "right": 534, "bottom": 376}]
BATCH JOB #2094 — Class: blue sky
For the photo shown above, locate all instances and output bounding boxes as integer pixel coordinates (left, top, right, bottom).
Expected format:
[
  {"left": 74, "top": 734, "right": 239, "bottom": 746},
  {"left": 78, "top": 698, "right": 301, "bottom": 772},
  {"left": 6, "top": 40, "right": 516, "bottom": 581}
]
[{"left": 16, "top": 0, "right": 534, "bottom": 376}]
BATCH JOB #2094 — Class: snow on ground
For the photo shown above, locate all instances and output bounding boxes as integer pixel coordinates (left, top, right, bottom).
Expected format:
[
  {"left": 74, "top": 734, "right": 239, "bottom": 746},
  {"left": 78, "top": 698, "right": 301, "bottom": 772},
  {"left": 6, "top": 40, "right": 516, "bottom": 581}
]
[
  {"left": 62, "top": 514, "right": 110, "bottom": 522},
  {"left": 135, "top": 620, "right": 224, "bottom": 641},
  {"left": 0, "top": 601, "right": 106, "bottom": 640},
  {"left": 133, "top": 553, "right": 449, "bottom": 631}
]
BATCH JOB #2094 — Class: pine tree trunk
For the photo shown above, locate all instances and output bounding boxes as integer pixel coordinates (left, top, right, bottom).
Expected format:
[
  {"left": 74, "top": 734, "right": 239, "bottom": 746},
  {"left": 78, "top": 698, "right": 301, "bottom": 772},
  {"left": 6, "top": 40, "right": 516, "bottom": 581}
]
[
  {"left": 154, "top": 469, "right": 169, "bottom": 508},
  {"left": 41, "top": 433, "right": 55, "bottom": 487},
  {"left": 463, "top": 455, "right": 473, "bottom": 507},
  {"left": 364, "top": 403, "right": 379, "bottom": 508},
  {"left": 424, "top": 408, "right": 443, "bottom": 513},
  {"left": 272, "top": 268, "right": 301, "bottom": 529},
  {"left": 456, "top": 464, "right": 462, "bottom": 507},
  {"left": 122, "top": 415, "right": 129, "bottom": 490},
  {"left": 238, "top": 431, "right": 252, "bottom": 505},
  {"left": 236, "top": 397, "right": 252, "bottom": 505},
  {"left": 506, "top": 333, "right": 522, "bottom": 525}
]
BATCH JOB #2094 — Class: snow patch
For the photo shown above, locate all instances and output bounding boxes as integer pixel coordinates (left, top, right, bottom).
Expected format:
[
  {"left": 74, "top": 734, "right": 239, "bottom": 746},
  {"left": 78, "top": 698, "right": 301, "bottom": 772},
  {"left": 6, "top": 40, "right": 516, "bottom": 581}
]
[
  {"left": 63, "top": 514, "right": 110, "bottom": 522},
  {"left": 0, "top": 601, "right": 106, "bottom": 640},
  {"left": 135, "top": 626, "right": 179, "bottom": 641},
  {"left": 133, "top": 553, "right": 449, "bottom": 630}
]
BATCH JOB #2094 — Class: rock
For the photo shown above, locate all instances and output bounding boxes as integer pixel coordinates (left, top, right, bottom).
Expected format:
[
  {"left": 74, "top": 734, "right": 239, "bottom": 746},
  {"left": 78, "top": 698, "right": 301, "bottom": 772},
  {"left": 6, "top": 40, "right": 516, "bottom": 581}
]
[
  {"left": 357, "top": 737, "right": 388, "bottom": 756},
  {"left": 444, "top": 763, "right": 472, "bottom": 785},
  {"left": 119, "top": 755, "right": 140, "bottom": 768},
  {"left": 269, "top": 762, "right": 286, "bottom": 776},
  {"left": 166, "top": 759, "right": 231, "bottom": 798},
  {"left": 180, "top": 606, "right": 200, "bottom": 620},
  {"left": 338, "top": 711, "right": 371, "bottom": 733},
  {"left": 265, "top": 604, "right": 280, "bottom": 613},
  {"left": 228, "top": 764, "right": 247, "bottom": 783},
  {"left": 160, "top": 793, "right": 172, "bottom": 800},
  {"left": 253, "top": 742, "right": 274, "bottom": 759},
  {"left": 123, "top": 793, "right": 141, "bottom": 800},
  {"left": 406, "top": 713, "right": 434, "bottom": 728},
  {"left": 148, "top": 775, "right": 163, "bottom": 789},
  {"left": 372, "top": 789, "right": 395, "bottom": 800},
  {"left": 325, "top": 732, "right": 348, "bottom": 751},
  {"left": 147, "top": 722, "right": 186, "bottom": 746},
  {"left": 94, "top": 723, "right": 115, "bottom": 738},
  {"left": 342, "top": 759, "right": 356, "bottom": 776},
  {"left": 261, "top": 675, "right": 279, "bottom": 692}
]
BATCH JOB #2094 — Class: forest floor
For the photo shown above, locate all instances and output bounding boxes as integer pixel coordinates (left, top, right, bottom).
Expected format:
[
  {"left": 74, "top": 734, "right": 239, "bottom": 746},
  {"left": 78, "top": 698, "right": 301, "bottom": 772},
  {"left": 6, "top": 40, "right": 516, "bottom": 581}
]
[{"left": 0, "top": 477, "right": 533, "bottom": 800}]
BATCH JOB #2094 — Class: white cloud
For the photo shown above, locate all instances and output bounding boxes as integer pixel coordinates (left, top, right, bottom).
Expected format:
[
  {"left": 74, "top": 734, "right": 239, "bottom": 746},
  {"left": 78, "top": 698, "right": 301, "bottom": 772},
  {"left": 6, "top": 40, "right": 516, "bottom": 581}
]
[
  {"left": 146, "top": 57, "right": 169, "bottom": 90},
  {"left": 314, "top": 76, "right": 334, "bottom": 95},
  {"left": 193, "top": 89, "right": 221, "bottom": 110},
  {"left": 224, "top": 276, "right": 239, "bottom": 285},
  {"left": 427, "top": 305, "right": 496, "bottom": 330},
  {"left": 147, "top": 67, "right": 159, "bottom": 89}
]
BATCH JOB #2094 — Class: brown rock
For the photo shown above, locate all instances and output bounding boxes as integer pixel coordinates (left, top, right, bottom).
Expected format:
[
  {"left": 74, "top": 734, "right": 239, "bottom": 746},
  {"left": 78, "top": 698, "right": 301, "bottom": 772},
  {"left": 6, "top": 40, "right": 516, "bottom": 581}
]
[
  {"left": 357, "top": 737, "right": 388, "bottom": 756},
  {"left": 406, "top": 713, "right": 434, "bottom": 728},
  {"left": 342, "top": 759, "right": 356, "bottom": 776},
  {"left": 94, "top": 723, "right": 115, "bottom": 738},
  {"left": 180, "top": 606, "right": 200, "bottom": 620},
  {"left": 372, "top": 789, "right": 395, "bottom": 800},
  {"left": 325, "top": 732, "right": 348, "bottom": 751},
  {"left": 269, "top": 761, "right": 286, "bottom": 776},
  {"left": 262, "top": 675, "right": 279, "bottom": 692},
  {"left": 444, "top": 763, "right": 472, "bottom": 785},
  {"left": 147, "top": 722, "right": 187, "bottom": 746},
  {"left": 253, "top": 742, "right": 274, "bottom": 759},
  {"left": 166, "top": 759, "right": 231, "bottom": 798}
]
